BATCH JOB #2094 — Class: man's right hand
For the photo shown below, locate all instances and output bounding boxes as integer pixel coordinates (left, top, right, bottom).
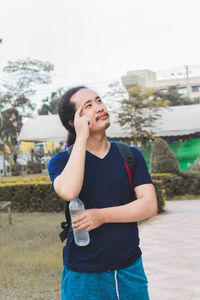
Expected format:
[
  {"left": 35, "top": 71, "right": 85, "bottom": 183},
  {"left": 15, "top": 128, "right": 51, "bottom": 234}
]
[{"left": 74, "top": 105, "right": 92, "bottom": 141}]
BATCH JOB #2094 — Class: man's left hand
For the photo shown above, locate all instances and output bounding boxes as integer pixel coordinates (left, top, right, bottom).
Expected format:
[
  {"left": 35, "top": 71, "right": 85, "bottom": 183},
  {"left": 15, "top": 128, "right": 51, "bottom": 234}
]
[{"left": 72, "top": 209, "right": 104, "bottom": 232}]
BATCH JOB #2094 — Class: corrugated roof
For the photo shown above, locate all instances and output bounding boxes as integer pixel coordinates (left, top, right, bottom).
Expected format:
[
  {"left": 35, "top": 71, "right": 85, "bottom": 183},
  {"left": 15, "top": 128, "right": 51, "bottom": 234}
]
[
  {"left": 18, "top": 115, "right": 68, "bottom": 142},
  {"left": 107, "top": 104, "right": 200, "bottom": 138},
  {"left": 18, "top": 104, "right": 200, "bottom": 141}
]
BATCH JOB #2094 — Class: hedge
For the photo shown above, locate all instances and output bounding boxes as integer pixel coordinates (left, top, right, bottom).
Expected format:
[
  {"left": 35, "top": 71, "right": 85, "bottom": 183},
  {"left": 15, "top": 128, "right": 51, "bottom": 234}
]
[
  {"left": 0, "top": 182, "right": 166, "bottom": 214},
  {"left": 151, "top": 171, "right": 200, "bottom": 198},
  {"left": 0, "top": 183, "right": 64, "bottom": 212}
]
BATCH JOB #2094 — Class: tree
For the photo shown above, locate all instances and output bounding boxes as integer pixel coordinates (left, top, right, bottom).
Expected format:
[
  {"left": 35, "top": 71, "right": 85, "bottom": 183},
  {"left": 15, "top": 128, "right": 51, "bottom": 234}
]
[
  {"left": 107, "top": 82, "right": 169, "bottom": 147},
  {"left": 38, "top": 88, "right": 64, "bottom": 115},
  {"left": 2, "top": 58, "right": 54, "bottom": 116},
  {"left": 154, "top": 85, "right": 184, "bottom": 106},
  {"left": 0, "top": 58, "right": 54, "bottom": 167}
]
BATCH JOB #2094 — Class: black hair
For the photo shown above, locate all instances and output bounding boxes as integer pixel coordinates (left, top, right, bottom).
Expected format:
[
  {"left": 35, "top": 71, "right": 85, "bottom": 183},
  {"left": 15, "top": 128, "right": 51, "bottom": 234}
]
[{"left": 58, "top": 86, "right": 87, "bottom": 146}]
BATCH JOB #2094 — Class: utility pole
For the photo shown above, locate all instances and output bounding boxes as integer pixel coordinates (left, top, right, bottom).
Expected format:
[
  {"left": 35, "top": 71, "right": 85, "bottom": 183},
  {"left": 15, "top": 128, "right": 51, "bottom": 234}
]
[
  {"left": 0, "top": 38, "right": 7, "bottom": 176},
  {"left": 185, "top": 65, "right": 190, "bottom": 102}
]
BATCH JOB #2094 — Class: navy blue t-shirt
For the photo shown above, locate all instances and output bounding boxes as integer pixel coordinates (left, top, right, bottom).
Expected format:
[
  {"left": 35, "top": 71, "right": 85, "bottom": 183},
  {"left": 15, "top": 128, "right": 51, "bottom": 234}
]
[{"left": 48, "top": 141, "right": 153, "bottom": 273}]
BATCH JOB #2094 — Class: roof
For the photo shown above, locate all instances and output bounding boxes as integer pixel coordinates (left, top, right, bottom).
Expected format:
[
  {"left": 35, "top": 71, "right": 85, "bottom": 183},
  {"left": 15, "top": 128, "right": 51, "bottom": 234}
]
[
  {"left": 18, "top": 114, "right": 68, "bottom": 142},
  {"left": 154, "top": 104, "right": 200, "bottom": 137},
  {"left": 107, "top": 104, "right": 200, "bottom": 138},
  {"left": 18, "top": 104, "right": 200, "bottom": 141}
]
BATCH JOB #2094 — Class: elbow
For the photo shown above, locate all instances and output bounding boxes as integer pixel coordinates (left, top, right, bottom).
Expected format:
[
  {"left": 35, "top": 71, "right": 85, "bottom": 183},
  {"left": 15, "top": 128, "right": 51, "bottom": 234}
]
[
  {"left": 151, "top": 199, "right": 158, "bottom": 217},
  {"left": 152, "top": 206, "right": 158, "bottom": 217},
  {"left": 54, "top": 183, "right": 77, "bottom": 202},
  {"left": 59, "top": 189, "right": 77, "bottom": 202}
]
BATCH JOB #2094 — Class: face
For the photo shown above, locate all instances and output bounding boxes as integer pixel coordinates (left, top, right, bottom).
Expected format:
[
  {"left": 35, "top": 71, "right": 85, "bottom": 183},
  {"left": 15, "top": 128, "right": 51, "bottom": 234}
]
[{"left": 70, "top": 88, "right": 110, "bottom": 132}]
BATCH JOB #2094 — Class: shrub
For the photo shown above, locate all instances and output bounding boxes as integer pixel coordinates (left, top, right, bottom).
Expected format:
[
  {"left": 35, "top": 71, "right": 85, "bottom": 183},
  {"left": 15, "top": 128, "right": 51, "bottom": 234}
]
[
  {"left": 150, "top": 138, "right": 180, "bottom": 174},
  {"left": 0, "top": 181, "right": 166, "bottom": 214},
  {"left": 152, "top": 180, "right": 166, "bottom": 213},
  {"left": 180, "top": 170, "right": 200, "bottom": 195},
  {"left": 151, "top": 173, "right": 183, "bottom": 197},
  {"left": 26, "top": 161, "right": 42, "bottom": 174},
  {"left": 0, "top": 183, "right": 64, "bottom": 212},
  {"left": 187, "top": 157, "right": 200, "bottom": 171},
  {"left": 11, "top": 164, "right": 22, "bottom": 176},
  {"left": 151, "top": 171, "right": 200, "bottom": 198}
]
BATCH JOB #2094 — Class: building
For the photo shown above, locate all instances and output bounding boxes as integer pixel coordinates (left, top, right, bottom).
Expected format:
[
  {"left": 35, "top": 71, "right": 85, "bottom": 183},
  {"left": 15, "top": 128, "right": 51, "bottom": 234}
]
[
  {"left": 18, "top": 105, "right": 200, "bottom": 170},
  {"left": 122, "top": 65, "right": 200, "bottom": 104}
]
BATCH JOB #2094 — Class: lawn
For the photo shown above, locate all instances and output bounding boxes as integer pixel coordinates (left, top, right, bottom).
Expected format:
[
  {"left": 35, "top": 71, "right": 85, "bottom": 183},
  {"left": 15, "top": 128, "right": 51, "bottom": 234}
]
[{"left": 0, "top": 212, "right": 64, "bottom": 300}]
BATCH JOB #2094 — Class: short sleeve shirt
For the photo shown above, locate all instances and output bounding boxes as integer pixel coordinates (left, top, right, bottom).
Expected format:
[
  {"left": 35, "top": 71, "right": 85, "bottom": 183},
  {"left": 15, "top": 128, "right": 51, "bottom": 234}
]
[{"left": 48, "top": 141, "right": 153, "bottom": 272}]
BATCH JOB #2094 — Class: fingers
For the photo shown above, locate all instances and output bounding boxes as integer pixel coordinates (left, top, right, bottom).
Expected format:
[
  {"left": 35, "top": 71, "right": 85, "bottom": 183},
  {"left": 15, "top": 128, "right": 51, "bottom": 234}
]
[
  {"left": 72, "top": 214, "right": 94, "bottom": 232},
  {"left": 72, "top": 209, "right": 103, "bottom": 232},
  {"left": 73, "top": 221, "right": 91, "bottom": 232},
  {"left": 74, "top": 105, "right": 92, "bottom": 128},
  {"left": 74, "top": 105, "right": 83, "bottom": 120}
]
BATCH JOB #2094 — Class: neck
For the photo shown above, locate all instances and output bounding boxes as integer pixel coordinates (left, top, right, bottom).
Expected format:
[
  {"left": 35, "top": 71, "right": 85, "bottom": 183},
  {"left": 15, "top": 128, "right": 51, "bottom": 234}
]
[{"left": 86, "top": 132, "right": 110, "bottom": 156}]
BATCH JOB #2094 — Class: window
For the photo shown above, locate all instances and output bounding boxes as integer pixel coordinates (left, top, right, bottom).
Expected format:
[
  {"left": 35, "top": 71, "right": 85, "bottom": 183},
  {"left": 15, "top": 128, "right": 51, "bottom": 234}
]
[
  {"left": 194, "top": 97, "right": 200, "bottom": 104},
  {"left": 192, "top": 86, "right": 200, "bottom": 92},
  {"left": 178, "top": 87, "right": 187, "bottom": 94}
]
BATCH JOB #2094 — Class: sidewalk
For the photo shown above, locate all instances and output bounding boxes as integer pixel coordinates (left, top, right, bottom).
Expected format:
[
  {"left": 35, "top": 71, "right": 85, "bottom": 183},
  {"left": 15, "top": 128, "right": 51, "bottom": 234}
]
[{"left": 139, "top": 200, "right": 200, "bottom": 300}]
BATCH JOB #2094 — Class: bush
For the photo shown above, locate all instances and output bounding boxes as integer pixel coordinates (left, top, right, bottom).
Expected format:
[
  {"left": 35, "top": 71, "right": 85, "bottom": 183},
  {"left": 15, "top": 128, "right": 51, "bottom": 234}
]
[
  {"left": 0, "top": 180, "right": 166, "bottom": 214},
  {"left": 0, "top": 183, "right": 64, "bottom": 212},
  {"left": 151, "top": 171, "right": 200, "bottom": 198},
  {"left": 187, "top": 157, "right": 200, "bottom": 171},
  {"left": 153, "top": 180, "right": 166, "bottom": 213},
  {"left": 150, "top": 138, "right": 180, "bottom": 174},
  {"left": 11, "top": 164, "right": 22, "bottom": 176},
  {"left": 180, "top": 170, "right": 200, "bottom": 195},
  {"left": 26, "top": 161, "right": 42, "bottom": 174},
  {"left": 151, "top": 173, "right": 183, "bottom": 197}
]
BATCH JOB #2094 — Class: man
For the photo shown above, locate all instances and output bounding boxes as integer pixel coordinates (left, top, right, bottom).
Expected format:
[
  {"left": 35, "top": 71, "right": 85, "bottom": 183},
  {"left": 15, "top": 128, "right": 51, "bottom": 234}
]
[{"left": 48, "top": 86, "right": 157, "bottom": 300}]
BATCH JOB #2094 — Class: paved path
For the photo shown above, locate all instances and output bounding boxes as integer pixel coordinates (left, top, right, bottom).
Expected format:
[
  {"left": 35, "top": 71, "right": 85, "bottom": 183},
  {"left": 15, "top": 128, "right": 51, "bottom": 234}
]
[{"left": 139, "top": 200, "right": 200, "bottom": 300}]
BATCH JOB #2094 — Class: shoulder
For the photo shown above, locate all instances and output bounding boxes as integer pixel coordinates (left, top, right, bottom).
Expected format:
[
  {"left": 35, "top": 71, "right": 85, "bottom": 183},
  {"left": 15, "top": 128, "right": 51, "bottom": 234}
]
[
  {"left": 129, "top": 146, "right": 144, "bottom": 161},
  {"left": 112, "top": 142, "right": 143, "bottom": 162},
  {"left": 48, "top": 151, "right": 68, "bottom": 173}
]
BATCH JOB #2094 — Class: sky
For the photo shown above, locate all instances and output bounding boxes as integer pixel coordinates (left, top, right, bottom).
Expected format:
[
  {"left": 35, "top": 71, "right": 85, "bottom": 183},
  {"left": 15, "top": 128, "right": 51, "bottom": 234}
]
[{"left": 0, "top": 0, "right": 200, "bottom": 106}]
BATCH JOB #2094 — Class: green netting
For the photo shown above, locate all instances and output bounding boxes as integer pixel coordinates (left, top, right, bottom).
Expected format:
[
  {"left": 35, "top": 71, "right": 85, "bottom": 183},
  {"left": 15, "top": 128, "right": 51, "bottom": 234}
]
[{"left": 141, "top": 138, "right": 200, "bottom": 171}]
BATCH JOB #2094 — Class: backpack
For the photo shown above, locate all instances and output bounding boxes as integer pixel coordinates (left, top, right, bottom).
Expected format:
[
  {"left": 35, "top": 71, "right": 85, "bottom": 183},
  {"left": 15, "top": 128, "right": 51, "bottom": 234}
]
[{"left": 59, "top": 141, "right": 136, "bottom": 242}]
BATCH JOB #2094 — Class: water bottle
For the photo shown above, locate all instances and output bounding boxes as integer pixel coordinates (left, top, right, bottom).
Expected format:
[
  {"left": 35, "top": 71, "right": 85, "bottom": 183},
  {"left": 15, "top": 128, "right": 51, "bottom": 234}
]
[{"left": 69, "top": 197, "right": 90, "bottom": 246}]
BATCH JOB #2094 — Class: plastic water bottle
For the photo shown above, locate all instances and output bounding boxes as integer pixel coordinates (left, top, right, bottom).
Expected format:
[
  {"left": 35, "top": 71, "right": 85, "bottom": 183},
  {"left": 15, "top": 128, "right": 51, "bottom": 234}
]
[{"left": 69, "top": 197, "right": 90, "bottom": 246}]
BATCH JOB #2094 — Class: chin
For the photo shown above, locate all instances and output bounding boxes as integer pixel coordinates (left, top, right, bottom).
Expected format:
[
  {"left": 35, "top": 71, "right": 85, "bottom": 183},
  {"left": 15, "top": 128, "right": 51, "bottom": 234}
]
[{"left": 104, "top": 121, "right": 110, "bottom": 130}]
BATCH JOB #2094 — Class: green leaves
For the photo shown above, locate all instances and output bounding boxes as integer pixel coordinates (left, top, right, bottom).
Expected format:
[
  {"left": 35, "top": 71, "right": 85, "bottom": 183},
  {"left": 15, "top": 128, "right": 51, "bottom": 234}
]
[
  {"left": 108, "top": 82, "right": 170, "bottom": 147},
  {"left": 0, "top": 58, "right": 54, "bottom": 165}
]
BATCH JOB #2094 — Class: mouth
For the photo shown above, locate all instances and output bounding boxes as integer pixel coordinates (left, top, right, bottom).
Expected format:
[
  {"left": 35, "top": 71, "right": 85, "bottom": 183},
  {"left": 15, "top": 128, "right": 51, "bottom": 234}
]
[{"left": 96, "top": 112, "right": 109, "bottom": 121}]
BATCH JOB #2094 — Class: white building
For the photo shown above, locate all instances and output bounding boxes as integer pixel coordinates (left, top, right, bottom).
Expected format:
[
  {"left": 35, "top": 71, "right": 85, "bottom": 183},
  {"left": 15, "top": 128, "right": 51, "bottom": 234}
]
[{"left": 122, "top": 65, "right": 200, "bottom": 104}]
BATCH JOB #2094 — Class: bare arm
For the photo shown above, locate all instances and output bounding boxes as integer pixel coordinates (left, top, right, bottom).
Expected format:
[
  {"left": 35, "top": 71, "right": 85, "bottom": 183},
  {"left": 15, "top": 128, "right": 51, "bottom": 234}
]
[
  {"left": 101, "top": 183, "right": 157, "bottom": 223},
  {"left": 53, "top": 106, "right": 91, "bottom": 201},
  {"left": 72, "top": 183, "right": 157, "bottom": 231}
]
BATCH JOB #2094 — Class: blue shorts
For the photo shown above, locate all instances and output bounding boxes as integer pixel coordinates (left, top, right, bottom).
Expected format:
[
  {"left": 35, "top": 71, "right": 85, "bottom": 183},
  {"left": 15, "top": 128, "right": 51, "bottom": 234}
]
[{"left": 61, "top": 257, "right": 149, "bottom": 300}]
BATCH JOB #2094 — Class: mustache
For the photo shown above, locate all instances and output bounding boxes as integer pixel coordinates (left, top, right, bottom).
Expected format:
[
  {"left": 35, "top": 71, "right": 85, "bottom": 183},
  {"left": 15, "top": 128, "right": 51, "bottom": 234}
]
[{"left": 96, "top": 112, "right": 109, "bottom": 121}]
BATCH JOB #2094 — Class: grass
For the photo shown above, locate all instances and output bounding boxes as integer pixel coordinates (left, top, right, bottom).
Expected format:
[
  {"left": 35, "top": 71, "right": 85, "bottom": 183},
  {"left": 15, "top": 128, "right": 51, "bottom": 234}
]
[{"left": 0, "top": 212, "right": 64, "bottom": 300}]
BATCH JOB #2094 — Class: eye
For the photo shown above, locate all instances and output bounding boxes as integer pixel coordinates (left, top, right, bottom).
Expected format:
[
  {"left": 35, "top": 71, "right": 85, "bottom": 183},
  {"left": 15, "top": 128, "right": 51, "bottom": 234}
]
[
  {"left": 85, "top": 103, "right": 92, "bottom": 109},
  {"left": 97, "top": 98, "right": 102, "bottom": 103}
]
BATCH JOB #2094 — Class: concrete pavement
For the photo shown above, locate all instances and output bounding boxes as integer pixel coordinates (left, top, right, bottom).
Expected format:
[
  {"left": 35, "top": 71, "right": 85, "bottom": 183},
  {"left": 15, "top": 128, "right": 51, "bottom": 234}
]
[{"left": 139, "top": 200, "right": 200, "bottom": 300}]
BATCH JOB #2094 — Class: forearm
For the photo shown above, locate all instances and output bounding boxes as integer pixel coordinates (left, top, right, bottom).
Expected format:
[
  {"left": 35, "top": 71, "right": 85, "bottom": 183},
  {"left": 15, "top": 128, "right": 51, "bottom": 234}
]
[
  {"left": 101, "top": 196, "right": 157, "bottom": 223},
  {"left": 54, "top": 137, "right": 87, "bottom": 201}
]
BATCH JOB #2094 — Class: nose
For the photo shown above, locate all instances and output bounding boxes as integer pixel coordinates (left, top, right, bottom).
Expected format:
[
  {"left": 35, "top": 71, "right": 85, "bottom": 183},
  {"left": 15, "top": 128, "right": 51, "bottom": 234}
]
[{"left": 95, "top": 103, "right": 104, "bottom": 113}]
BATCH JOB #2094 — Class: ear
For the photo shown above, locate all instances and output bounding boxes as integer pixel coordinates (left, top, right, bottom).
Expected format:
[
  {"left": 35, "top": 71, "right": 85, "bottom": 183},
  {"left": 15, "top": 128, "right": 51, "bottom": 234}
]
[{"left": 69, "top": 120, "right": 74, "bottom": 128}]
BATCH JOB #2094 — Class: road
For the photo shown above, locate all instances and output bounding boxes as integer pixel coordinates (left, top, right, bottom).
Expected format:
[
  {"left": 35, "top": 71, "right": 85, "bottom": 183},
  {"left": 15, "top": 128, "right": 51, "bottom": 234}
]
[{"left": 140, "top": 200, "right": 200, "bottom": 300}]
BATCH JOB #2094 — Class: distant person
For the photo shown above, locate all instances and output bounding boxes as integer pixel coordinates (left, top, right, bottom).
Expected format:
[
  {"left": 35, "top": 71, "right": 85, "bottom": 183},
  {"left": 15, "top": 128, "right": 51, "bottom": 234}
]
[{"left": 48, "top": 86, "right": 157, "bottom": 300}]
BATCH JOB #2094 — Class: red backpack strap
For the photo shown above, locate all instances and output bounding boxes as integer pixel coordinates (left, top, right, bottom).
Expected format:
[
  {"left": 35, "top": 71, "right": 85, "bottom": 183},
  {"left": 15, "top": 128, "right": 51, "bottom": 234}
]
[
  {"left": 114, "top": 142, "right": 136, "bottom": 200},
  {"left": 124, "top": 163, "right": 134, "bottom": 194}
]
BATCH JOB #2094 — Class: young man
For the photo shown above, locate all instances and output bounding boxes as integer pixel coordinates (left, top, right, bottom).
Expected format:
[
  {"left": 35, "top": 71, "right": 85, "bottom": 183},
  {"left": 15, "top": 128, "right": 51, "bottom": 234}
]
[{"left": 48, "top": 86, "right": 157, "bottom": 300}]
